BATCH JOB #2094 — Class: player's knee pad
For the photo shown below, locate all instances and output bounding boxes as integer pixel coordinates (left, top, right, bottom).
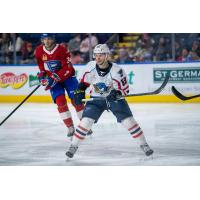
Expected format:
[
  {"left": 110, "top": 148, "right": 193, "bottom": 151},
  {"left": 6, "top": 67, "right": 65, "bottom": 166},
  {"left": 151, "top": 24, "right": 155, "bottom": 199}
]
[
  {"left": 121, "top": 116, "right": 137, "bottom": 129},
  {"left": 79, "top": 117, "right": 94, "bottom": 130}
]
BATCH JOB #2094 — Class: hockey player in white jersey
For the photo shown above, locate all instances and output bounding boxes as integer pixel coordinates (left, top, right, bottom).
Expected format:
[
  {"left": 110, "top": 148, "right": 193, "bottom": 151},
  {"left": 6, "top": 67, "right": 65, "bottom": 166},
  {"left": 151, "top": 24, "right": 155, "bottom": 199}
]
[{"left": 66, "top": 44, "right": 153, "bottom": 158}]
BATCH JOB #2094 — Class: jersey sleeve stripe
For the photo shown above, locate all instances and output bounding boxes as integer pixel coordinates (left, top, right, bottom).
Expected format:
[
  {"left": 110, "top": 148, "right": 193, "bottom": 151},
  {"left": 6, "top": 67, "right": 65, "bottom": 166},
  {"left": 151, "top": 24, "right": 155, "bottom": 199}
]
[
  {"left": 81, "top": 71, "right": 91, "bottom": 86},
  {"left": 112, "top": 78, "right": 121, "bottom": 90}
]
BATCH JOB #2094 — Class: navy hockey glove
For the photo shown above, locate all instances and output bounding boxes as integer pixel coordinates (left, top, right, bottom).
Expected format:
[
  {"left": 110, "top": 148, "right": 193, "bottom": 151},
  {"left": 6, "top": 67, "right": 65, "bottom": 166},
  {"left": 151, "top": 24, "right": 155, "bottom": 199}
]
[
  {"left": 74, "top": 89, "right": 85, "bottom": 105},
  {"left": 37, "top": 72, "right": 57, "bottom": 90},
  {"left": 46, "top": 70, "right": 61, "bottom": 82},
  {"left": 44, "top": 77, "right": 57, "bottom": 90},
  {"left": 107, "top": 90, "right": 122, "bottom": 101}
]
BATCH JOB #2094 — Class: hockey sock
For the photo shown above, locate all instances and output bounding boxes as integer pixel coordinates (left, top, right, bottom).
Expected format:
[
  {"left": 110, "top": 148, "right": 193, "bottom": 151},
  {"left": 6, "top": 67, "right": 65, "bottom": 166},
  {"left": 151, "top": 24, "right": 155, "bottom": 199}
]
[
  {"left": 56, "top": 95, "right": 74, "bottom": 128},
  {"left": 71, "top": 99, "right": 84, "bottom": 120},
  {"left": 72, "top": 117, "right": 94, "bottom": 146},
  {"left": 122, "top": 117, "right": 147, "bottom": 145}
]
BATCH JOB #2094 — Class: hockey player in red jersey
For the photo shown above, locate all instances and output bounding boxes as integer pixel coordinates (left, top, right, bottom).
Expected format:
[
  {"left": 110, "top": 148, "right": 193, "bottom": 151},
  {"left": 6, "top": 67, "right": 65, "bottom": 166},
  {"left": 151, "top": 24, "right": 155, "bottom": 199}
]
[
  {"left": 35, "top": 33, "right": 84, "bottom": 137},
  {"left": 65, "top": 44, "right": 154, "bottom": 158}
]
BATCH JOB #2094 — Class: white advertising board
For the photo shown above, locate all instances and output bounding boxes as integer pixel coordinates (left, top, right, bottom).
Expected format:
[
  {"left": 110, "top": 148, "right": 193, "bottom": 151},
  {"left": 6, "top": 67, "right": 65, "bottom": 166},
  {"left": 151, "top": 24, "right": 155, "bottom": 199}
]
[{"left": 0, "top": 62, "right": 200, "bottom": 96}]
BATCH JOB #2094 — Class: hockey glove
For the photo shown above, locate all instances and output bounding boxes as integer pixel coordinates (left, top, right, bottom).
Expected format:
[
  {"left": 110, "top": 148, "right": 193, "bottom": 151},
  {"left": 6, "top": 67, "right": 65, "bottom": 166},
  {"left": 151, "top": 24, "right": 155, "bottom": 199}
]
[
  {"left": 107, "top": 90, "right": 122, "bottom": 101},
  {"left": 74, "top": 89, "right": 85, "bottom": 105},
  {"left": 44, "top": 77, "right": 57, "bottom": 90},
  {"left": 37, "top": 72, "right": 57, "bottom": 90},
  {"left": 37, "top": 72, "right": 48, "bottom": 86},
  {"left": 46, "top": 70, "right": 61, "bottom": 82}
]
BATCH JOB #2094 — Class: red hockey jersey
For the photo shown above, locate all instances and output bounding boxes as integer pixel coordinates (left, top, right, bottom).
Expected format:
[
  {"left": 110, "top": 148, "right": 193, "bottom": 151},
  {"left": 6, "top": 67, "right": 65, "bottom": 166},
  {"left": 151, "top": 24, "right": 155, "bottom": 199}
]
[{"left": 34, "top": 44, "right": 75, "bottom": 82}]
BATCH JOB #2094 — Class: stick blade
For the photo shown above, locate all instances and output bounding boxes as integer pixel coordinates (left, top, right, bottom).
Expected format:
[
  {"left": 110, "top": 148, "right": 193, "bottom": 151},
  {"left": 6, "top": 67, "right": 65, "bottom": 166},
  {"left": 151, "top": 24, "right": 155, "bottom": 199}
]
[
  {"left": 171, "top": 86, "right": 188, "bottom": 101},
  {"left": 153, "top": 75, "right": 170, "bottom": 94}
]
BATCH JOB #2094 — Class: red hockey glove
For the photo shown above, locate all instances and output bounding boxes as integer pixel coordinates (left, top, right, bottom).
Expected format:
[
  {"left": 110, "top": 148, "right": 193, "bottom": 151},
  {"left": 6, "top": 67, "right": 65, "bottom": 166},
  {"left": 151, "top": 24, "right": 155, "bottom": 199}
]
[{"left": 37, "top": 72, "right": 48, "bottom": 86}]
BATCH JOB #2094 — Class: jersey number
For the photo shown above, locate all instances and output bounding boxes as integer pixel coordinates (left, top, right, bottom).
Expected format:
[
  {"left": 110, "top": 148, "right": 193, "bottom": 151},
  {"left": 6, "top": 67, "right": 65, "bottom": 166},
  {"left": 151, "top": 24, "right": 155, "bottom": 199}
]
[{"left": 121, "top": 77, "right": 127, "bottom": 86}]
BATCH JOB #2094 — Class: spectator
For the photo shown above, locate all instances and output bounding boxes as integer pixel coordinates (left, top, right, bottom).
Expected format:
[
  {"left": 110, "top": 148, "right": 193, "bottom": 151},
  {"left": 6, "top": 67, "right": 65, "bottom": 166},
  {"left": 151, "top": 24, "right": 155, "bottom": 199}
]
[
  {"left": 70, "top": 51, "right": 83, "bottom": 64},
  {"left": 177, "top": 48, "right": 190, "bottom": 62},
  {"left": 175, "top": 41, "right": 182, "bottom": 60},
  {"left": 80, "top": 33, "right": 98, "bottom": 62},
  {"left": 154, "top": 37, "right": 171, "bottom": 61},
  {"left": 187, "top": 51, "right": 200, "bottom": 61},
  {"left": 21, "top": 42, "right": 34, "bottom": 64},
  {"left": 68, "top": 34, "right": 81, "bottom": 52},
  {"left": 133, "top": 41, "right": 153, "bottom": 61},
  {"left": 0, "top": 33, "right": 10, "bottom": 64},
  {"left": 190, "top": 41, "right": 200, "bottom": 57},
  {"left": 116, "top": 47, "right": 132, "bottom": 63},
  {"left": 8, "top": 33, "right": 24, "bottom": 64},
  {"left": 127, "top": 48, "right": 136, "bottom": 61},
  {"left": 80, "top": 34, "right": 98, "bottom": 52}
]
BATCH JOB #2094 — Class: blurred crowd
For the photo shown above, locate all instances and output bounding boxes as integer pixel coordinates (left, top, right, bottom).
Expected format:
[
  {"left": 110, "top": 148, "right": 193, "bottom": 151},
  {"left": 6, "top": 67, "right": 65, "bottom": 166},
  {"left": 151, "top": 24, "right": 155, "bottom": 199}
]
[
  {"left": 110, "top": 33, "right": 200, "bottom": 63},
  {"left": 1, "top": 33, "right": 200, "bottom": 65},
  {"left": 0, "top": 33, "right": 34, "bottom": 64}
]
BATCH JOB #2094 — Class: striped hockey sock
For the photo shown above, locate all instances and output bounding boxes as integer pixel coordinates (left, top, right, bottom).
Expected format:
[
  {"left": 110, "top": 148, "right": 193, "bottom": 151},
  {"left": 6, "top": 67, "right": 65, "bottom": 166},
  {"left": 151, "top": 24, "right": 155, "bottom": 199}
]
[
  {"left": 56, "top": 95, "right": 74, "bottom": 134},
  {"left": 74, "top": 125, "right": 89, "bottom": 140},
  {"left": 122, "top": 117, "right": 147, "bottom": 145},
  {"left": 71, "top": 117, "right": 95, "bottom": 146}
]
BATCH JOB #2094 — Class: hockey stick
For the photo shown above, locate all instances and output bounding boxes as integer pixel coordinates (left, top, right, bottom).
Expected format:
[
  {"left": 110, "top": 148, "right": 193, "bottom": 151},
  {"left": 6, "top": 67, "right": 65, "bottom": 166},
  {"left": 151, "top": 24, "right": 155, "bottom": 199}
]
[
  {"left": 82, "top": 75, "right": 170, "bottom": 102},
  {"left": 0, "top": 85, "right": 41, "bottom": 126},
  {"left": 171, "top": 86, "right": 200, "bottom": 101}
]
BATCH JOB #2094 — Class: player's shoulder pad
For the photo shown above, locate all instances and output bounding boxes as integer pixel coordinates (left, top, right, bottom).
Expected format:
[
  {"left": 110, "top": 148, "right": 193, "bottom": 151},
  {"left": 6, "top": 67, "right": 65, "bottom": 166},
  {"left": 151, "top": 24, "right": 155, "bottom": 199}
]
[
  {"left": 85, "top": 61, "right": 96, "bottom": 71},
  {"left": 35, "top": 44, "right": 43, "bottom": 52},
  {"left": 58, "top": 44, "right": 67, "bottom": 50},
  {"left": 110, "top": 62, "right": 124, "bottom": 74},
  {"left": 111, "top": 62, "right": 121, "bottom": 69},
  {"left": 34, "top": 45, "right": 43, "bottom": 56}
]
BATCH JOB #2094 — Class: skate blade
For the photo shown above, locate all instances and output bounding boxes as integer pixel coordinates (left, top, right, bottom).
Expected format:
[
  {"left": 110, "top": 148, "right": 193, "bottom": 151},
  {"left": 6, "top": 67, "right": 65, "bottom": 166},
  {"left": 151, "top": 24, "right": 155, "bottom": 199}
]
[
  {"left": 66, "top": 157, "right": 72, "bottom": 162},
  {"left": 67, "top": 136, "right": 73, "bottom": 141},
  {"left": 88, "top": 135, "right": 93, "bottom": 139},
  {"left": 139, "top": 154, "right": 154, "bottom": 162}
]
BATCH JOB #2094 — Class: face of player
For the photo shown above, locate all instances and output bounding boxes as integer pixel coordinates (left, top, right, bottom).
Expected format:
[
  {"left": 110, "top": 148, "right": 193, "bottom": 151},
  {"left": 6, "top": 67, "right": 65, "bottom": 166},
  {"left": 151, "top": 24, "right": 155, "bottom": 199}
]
[
  {"left": 94, "top": 53, "right": 108, "bottom": 68},
  {"left": 42, "top": 37, "right": 55, "bottom": 51}
]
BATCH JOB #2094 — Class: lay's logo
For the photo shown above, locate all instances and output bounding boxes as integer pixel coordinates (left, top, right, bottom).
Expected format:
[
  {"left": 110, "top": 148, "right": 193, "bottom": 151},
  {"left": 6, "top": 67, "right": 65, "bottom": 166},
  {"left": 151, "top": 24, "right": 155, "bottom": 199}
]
[{"left": 0, "top": 72, "right": 28, "bottom": 89}]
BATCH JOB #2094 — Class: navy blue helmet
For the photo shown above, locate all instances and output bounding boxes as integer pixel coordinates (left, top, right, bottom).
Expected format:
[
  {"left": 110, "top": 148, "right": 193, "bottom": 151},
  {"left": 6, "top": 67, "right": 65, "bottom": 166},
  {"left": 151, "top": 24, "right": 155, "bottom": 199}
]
[{"left": 41, "top": 33, "right": 56, "bottom": 40}]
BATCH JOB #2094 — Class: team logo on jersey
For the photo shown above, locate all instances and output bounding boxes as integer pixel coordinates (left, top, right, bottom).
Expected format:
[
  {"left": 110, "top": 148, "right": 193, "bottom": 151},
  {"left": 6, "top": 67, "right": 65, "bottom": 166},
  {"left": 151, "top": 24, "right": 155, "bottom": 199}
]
[
  {"left": 42, "top": 54, "right": 48, "bottom": 61},
  {"left": 93, "top": 82, "right": 111, "bottom": 94}
]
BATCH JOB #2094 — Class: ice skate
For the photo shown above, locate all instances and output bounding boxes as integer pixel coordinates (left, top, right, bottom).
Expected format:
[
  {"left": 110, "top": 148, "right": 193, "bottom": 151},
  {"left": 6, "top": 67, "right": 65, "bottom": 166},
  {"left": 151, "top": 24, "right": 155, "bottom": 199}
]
[
  {"left": 67, "top": 126, "right": 75, "bottom": 137},
  {"left": 140, "top": 143, "right": 154, "bottom": 156},
  {"left": 66, "top": 144, "right": 78, "bottom": 158},
  {"left": 87, "top": 129, "right": 93, "bottom": 136}
]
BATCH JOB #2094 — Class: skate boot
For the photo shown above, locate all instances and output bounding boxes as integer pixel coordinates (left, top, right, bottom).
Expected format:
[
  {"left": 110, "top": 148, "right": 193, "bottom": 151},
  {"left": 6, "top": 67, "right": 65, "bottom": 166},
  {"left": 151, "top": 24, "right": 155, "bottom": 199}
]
[
  {"left": 87, "top": 129, "right": 93, "bottom": 136},
  {"left": 66, "top": 144, "right": 78, "bottom": 158},
  {"left": 67, "top": 126, "right": 75, "bottom": 137},
  {"left": 140, "top": 143, "right": 154, "bottom": 156}
]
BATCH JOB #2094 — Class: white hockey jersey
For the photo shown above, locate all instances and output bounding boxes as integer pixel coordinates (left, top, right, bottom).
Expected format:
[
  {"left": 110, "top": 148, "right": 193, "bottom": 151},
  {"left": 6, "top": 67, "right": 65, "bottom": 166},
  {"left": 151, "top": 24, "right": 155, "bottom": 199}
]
[{"left": 80, "top": 61, "right": 129, "bottom": 97}]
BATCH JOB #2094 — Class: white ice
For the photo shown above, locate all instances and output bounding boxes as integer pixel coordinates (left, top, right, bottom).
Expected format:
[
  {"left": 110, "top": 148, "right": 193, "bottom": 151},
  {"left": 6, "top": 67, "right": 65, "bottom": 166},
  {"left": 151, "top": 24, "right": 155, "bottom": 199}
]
[{"left": 0, "top": 103, "right": 200, "bottom": 166}]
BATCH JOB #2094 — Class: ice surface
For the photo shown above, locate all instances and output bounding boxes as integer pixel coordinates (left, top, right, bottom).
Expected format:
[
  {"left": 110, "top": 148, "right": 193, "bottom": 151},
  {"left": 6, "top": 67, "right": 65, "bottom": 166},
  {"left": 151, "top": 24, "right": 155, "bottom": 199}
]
[{"left": 0, "top": 103, "right": 200, "bottom": 166}]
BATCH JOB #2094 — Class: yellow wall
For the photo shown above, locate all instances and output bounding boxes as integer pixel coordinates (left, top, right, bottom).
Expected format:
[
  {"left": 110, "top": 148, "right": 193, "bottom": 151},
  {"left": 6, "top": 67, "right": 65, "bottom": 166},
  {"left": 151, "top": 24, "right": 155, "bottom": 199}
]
[{"left": 0, "top": 95, "right": 199, "bottom": 103}]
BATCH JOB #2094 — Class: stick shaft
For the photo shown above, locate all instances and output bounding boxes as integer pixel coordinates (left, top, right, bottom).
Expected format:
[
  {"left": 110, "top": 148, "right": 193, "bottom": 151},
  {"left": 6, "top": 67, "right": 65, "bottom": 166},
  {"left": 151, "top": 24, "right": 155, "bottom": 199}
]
[{"left": 0, "top": 85, "right": 41, "bottom": 126}]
